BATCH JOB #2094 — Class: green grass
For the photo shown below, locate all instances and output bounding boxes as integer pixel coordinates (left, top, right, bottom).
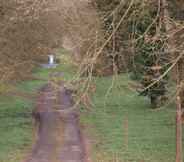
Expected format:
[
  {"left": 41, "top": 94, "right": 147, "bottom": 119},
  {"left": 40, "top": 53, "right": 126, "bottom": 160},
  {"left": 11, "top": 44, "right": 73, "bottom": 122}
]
[
  {"left": 80, "top": 74, "right": 177, "bottom": 162},
  {"left": 0, "top": 96, "right": 33, "bottom": 162}
]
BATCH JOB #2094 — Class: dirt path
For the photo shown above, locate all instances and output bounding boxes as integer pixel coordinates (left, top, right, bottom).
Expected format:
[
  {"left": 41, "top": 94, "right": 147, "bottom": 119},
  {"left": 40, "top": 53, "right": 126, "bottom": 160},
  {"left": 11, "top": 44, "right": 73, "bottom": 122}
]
[{"left": 25, "top": 83, "right": 85, "bottom": 162}]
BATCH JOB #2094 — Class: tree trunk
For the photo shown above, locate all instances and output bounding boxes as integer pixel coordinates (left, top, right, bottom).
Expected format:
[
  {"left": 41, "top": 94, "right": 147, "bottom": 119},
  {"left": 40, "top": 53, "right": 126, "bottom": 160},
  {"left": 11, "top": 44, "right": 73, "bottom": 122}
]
[
  {"left": 161, "top": 1, "right": 183, "bottom": 162},
  {"left": 176, "top": 96, "right": 183, "bottom": 162}
]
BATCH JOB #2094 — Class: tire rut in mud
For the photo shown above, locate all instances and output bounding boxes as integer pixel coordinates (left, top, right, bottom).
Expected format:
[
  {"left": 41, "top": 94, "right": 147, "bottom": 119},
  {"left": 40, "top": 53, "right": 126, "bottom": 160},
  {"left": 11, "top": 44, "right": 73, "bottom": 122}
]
[{"left": 25, "top": 84, "right": 85, "bottom": 162}]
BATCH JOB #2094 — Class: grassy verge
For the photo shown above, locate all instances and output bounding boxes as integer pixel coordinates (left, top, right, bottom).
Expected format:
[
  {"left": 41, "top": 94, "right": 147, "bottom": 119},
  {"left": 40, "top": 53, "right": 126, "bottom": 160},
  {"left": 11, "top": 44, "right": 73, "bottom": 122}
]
[{"left": 0, "top": 95, "right": 33, "bottom": 162}]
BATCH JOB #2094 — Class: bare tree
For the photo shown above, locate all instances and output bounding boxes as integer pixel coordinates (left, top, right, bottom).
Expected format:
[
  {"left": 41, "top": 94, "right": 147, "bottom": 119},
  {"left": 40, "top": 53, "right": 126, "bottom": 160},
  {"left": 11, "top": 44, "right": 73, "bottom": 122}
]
[
  {"left": 162, "top": 0, "right": 183, "bottom": 161},
  {"left": 0, "top": 0, "right": 63, "bottom": 82}
]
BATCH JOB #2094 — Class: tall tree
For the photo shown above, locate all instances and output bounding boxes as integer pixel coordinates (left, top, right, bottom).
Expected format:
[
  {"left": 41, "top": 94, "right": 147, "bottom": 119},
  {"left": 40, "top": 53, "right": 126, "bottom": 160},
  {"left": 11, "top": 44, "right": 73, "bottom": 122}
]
[{"left": 162, "top": 0, "right": 183, "bottom": 161}]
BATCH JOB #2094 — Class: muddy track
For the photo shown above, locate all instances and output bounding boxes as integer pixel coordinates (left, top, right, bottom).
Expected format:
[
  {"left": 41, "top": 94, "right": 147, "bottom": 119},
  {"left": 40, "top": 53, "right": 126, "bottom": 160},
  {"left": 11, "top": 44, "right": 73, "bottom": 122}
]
[{"left": 25, "top": 84, "right": 85, "bottom": 162}]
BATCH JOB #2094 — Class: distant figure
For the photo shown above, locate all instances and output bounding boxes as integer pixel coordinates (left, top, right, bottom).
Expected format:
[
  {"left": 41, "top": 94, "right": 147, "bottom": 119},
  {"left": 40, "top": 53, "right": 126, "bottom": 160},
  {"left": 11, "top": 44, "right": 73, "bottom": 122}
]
[
  {"left": 48, "top": 55, "right": 54, "bottom": 65},
  {"left": 41, "top": 54, "right": 57, "bottom": 68}
]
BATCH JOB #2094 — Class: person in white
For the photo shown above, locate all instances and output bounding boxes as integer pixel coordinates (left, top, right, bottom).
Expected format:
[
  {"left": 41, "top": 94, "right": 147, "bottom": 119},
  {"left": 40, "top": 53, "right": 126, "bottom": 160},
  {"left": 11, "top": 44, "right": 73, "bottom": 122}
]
[{"left": 48, "top": 55, "right": 54, "bottom": 65}]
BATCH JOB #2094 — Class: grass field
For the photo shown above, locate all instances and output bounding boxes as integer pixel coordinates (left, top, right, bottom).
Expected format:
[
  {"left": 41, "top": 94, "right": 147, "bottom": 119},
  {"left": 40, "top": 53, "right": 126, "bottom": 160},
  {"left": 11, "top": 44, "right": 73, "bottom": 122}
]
[
  {"left": 0, "top": 95, "right": 33, "bottom": 162},
  {"left": 80, "top": 75, "right": 178, "bottom": 162}
]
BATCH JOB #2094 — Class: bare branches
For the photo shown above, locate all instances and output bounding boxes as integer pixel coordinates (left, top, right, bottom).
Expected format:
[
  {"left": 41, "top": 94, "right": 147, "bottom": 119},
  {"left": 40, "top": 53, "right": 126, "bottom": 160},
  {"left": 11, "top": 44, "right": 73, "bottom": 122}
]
[{"left": 0, "top": 0, "right": 63, "bottom": 82}]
